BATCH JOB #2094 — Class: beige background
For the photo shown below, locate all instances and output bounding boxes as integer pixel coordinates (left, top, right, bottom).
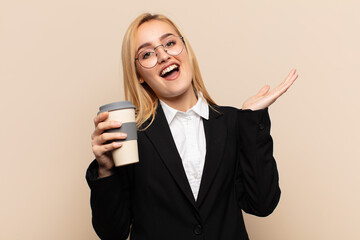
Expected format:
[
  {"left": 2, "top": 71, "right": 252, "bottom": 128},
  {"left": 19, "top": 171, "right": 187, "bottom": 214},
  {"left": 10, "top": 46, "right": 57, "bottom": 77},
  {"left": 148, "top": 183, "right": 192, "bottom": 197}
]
[{"left": 1, "top": 0, "right": 359, "bottom": 239}]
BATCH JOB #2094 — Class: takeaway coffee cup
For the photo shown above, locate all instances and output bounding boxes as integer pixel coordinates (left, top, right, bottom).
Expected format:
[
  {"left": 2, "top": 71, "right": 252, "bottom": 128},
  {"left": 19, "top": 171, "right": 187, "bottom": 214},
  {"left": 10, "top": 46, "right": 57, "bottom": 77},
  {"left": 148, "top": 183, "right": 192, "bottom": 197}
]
[{"left": 98, "top": 101, "right": 138, "bottom": 166}]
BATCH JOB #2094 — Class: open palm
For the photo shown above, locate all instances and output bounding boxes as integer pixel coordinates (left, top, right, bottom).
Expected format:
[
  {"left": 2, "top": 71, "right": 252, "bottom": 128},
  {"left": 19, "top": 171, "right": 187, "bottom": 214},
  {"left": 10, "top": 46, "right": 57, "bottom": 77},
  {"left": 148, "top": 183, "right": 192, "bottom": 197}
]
[{"left": 242, "top": 69, "right": 298, "bottom": 110}]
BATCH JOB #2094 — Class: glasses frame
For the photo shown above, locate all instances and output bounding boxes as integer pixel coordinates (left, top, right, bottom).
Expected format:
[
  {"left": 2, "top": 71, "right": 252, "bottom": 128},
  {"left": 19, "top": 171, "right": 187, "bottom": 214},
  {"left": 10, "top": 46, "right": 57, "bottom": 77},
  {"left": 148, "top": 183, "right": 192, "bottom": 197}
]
[{"left": 135, "top": 35, "right": 185, "bottom": 69}]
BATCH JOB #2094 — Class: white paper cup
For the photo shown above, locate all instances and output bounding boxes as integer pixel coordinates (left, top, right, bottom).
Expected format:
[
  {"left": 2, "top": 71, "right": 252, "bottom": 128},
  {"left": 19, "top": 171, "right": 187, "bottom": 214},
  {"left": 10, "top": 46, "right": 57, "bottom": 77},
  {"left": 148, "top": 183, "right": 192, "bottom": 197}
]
[{"left": 98, "top": 101, "right": 138, "bottom": 166}]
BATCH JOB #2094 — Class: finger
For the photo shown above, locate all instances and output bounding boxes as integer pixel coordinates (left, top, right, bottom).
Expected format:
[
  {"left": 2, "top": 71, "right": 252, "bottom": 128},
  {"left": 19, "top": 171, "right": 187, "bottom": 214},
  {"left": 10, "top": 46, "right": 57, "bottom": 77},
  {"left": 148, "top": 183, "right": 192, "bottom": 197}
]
[
  {"left": 93, "top": 121, "right": 122, "bottom": 138},
  {"left": 278, "top": 69, "right": 296, "bottom": 87},
  {"left": 94, "top": 112, "right": 109, "bottom": 127},
  {"left": 286, "top": 69, "right": 296, "bottom": 81},
  {"left": 93, "top": 132, "right": 128, "bottom": 145},
  {"left": 273, "top": 69, "right": 298, "bottom": 91},
  {"left": 286, "top": 68, "right": 296, "bottom": 81},
  {"left": 266, "top": 69, "right": 295, "bottom": 98},
  {"left": 92, "top": 141, "right": 123, "bottom": 157},
  {"left": 280, "top": 72, "right": 298, "bottom": 93},
  {"left": 271, "top": 73, "right": 298, "bottom": 99}
]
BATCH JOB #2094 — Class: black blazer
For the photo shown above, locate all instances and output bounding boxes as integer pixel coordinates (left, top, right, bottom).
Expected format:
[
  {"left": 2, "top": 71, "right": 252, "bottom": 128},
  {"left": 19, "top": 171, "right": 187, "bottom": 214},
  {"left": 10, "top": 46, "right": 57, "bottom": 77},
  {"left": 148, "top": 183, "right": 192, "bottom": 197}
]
[{"left": 86, "top": 104, "right": 281, "bottom": 240}]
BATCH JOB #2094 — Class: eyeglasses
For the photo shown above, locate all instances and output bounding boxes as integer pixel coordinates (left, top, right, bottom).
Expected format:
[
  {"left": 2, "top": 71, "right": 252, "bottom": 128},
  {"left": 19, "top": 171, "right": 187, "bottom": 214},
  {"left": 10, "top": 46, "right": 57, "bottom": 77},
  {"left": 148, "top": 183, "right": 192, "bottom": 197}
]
[{"left": 135, "top": 35, "right": 185, "bottom": 69}]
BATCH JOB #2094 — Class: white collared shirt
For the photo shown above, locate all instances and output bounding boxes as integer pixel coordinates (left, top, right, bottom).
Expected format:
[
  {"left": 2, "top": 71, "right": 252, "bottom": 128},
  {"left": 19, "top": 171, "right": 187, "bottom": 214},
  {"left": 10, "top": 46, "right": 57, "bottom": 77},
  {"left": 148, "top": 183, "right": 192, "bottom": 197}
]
[{"left": 160, "top": 96, "right": 209, "bottom": 200}]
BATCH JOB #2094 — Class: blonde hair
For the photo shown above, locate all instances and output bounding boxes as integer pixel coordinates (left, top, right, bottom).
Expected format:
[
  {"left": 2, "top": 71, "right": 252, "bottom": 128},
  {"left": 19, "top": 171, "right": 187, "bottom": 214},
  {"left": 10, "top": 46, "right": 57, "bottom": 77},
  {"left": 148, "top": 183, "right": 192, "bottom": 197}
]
[{"left": 122, "top": 13, "right": 216, "bottom": 130}]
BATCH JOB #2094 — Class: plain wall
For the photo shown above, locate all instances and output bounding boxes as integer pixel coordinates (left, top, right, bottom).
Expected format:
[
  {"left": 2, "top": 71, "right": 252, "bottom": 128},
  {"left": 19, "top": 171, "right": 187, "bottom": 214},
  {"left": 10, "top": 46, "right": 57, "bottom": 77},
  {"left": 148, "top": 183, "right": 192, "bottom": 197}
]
[{"left": 1, "top": 0, "right": 359, "bottom": 239}]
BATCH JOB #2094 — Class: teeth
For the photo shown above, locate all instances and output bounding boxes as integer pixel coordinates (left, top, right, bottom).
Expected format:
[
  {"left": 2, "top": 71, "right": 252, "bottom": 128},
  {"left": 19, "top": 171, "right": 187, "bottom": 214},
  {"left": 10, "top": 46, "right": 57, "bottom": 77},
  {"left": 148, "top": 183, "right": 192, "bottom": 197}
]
[{"left": 161, "top": 64, "right": 178, "bottom": 76}]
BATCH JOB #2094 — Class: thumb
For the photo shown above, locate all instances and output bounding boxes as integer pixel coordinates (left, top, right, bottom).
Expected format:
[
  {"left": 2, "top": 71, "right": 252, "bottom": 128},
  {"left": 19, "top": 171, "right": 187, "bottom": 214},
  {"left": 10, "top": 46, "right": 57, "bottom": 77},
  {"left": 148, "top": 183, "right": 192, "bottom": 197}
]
[{"left": 256, "top": 85, "right": 270, "bottom": 96}]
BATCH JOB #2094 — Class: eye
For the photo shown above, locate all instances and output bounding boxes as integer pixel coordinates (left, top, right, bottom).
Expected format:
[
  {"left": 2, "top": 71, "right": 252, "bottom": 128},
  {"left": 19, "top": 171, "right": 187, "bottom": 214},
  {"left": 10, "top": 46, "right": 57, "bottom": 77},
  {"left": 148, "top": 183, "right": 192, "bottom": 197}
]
[
  {"left": 165, "top": 40, "right": 177, "bottom": 48},
  {"left": 140, "top": 50, "right": 154, "bottom": 60}
]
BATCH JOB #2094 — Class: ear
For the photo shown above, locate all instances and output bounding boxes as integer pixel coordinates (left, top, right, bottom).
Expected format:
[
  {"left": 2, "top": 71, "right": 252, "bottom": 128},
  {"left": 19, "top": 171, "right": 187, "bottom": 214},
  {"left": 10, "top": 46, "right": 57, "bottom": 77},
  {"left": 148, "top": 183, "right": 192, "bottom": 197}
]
[{"left": 135, "top": 67, "right": 144, "bottom": 84}]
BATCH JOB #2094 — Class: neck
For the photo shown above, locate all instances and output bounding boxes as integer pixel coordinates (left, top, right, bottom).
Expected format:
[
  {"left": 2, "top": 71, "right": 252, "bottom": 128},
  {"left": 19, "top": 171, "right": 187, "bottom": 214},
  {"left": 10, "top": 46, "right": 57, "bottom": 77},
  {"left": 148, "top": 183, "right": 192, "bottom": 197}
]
[{"left": 159, "top": 89, "right": 198, "bottom": 112}]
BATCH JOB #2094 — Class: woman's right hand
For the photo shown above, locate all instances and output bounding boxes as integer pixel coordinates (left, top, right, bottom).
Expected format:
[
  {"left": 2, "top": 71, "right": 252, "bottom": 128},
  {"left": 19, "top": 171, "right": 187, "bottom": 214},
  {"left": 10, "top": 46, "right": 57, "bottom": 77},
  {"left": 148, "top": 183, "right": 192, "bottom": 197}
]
[{"left": 91, "top": 111, "right": 127, "bottom": 178}]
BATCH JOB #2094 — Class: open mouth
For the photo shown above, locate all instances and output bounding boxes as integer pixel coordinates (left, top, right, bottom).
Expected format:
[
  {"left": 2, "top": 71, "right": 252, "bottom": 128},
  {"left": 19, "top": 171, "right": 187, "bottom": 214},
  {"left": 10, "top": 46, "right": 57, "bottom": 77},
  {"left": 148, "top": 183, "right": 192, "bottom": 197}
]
[{"left": 160, "top": 64, "right": 179, "bottom": 78}]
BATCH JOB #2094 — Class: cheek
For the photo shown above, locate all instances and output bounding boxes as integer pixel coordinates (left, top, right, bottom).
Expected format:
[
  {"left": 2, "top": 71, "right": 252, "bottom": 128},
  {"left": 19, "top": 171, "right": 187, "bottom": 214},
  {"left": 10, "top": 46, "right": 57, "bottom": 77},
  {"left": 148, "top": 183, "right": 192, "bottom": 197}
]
[
  {"left": 181, "top": 52, "right": 192, "bottom": 72},
  {"left": 136, "top": 65, "right": 152, "bottom": 81},
  {"left": 138, "top": 69, "right": 160, "bottom": 88},
  {"left": 182, "top": 58, "right": 193, "bottom": 79}
]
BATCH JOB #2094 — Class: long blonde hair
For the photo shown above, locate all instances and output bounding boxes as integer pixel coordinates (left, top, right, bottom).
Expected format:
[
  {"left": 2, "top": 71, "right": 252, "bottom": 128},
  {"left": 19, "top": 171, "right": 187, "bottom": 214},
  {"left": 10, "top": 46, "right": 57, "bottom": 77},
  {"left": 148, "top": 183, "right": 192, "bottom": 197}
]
[{"left": 122, "top": 13, "right": 216, "bottom": 129}]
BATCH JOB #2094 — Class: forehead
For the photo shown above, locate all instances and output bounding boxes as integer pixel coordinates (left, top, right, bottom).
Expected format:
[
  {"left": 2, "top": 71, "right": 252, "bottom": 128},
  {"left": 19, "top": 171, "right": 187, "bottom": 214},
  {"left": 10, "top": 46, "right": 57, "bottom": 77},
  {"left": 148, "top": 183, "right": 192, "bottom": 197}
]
[{"left": 135, "top": 20, "right": 178, "bottom": 48}]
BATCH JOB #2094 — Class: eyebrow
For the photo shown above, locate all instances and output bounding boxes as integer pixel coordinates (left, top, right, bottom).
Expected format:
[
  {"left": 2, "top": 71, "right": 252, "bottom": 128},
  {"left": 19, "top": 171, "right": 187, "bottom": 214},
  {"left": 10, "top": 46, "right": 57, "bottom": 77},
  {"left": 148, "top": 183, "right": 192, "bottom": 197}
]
[{"left": 136, "top": 33, "right": 175, "bottom": 53}]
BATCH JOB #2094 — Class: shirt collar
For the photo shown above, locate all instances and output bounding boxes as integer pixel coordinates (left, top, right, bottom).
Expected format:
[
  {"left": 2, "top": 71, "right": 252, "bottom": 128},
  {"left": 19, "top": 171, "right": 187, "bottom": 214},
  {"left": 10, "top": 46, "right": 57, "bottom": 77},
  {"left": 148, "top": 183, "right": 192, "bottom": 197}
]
[{"left": 159, "top": 93, "right": 209, "bottom": 125}]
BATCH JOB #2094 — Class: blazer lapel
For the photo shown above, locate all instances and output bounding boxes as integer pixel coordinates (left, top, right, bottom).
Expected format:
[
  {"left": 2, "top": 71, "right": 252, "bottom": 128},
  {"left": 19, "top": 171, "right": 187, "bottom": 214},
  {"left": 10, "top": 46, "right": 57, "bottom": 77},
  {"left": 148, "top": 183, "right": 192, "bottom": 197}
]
[
  {"left": 144, "top": 104, "right": 196, "bottom": 206},
  {"left": 196, "top": 106, "right": 227, "bottom": 207}
]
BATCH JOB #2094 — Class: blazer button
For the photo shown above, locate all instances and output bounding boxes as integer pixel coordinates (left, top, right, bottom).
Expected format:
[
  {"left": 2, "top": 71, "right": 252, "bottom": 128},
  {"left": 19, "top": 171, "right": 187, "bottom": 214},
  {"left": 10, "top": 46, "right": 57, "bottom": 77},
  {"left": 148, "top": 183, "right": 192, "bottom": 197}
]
[
  {"left": 193, "top": 224, "right": 202, "bottom": 235},
  {"left": 259, "top": 122, "right": 265, "bottom": 130}
]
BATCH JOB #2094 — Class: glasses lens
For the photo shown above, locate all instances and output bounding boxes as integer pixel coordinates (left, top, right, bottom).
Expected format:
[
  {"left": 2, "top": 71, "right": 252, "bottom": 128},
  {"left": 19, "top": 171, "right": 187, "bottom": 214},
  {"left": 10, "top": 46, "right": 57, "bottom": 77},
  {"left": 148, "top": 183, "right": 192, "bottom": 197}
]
[
  {"left": 138, "top": 50, "right": 157, "bottom": 68},
  {"left": 164, "top": 36, "right": 184, "bottom": 56},
  {"left": 137, "top": 36, "right": 184, "bottom": 68}
]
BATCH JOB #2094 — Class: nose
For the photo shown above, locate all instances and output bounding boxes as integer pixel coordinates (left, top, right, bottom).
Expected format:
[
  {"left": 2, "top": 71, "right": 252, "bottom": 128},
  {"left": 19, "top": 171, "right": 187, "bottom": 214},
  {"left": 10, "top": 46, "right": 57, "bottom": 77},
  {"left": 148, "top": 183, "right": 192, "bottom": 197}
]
[{"left": 155, "top": 45, "right": 170, "bottom": 63}]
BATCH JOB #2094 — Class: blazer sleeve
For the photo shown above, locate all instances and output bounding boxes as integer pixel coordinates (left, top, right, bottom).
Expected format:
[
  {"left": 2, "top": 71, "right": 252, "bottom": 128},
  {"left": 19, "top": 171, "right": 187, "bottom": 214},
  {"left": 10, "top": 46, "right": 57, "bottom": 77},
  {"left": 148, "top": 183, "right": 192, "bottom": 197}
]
[
  {"left": 86, "top": 160, "right": 132, "bottom": 240},
  {"left": 235, "top": 108, "right": 281, "bottom": 217}
]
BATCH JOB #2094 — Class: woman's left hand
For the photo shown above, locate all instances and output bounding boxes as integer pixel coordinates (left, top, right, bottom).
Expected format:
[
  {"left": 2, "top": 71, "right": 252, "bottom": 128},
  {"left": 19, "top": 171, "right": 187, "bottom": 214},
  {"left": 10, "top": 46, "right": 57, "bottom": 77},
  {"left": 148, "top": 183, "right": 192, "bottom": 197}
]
[{"left": 242, "top": 69, "right": 298, "bottom": 110}]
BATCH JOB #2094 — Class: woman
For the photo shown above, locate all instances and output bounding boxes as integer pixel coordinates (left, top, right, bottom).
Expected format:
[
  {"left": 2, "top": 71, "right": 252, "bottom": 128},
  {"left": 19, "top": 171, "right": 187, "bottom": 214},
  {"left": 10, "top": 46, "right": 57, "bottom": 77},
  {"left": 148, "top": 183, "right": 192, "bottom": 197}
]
[{"left": 86, "top": 13, "right": 298, "bottom": 240}]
